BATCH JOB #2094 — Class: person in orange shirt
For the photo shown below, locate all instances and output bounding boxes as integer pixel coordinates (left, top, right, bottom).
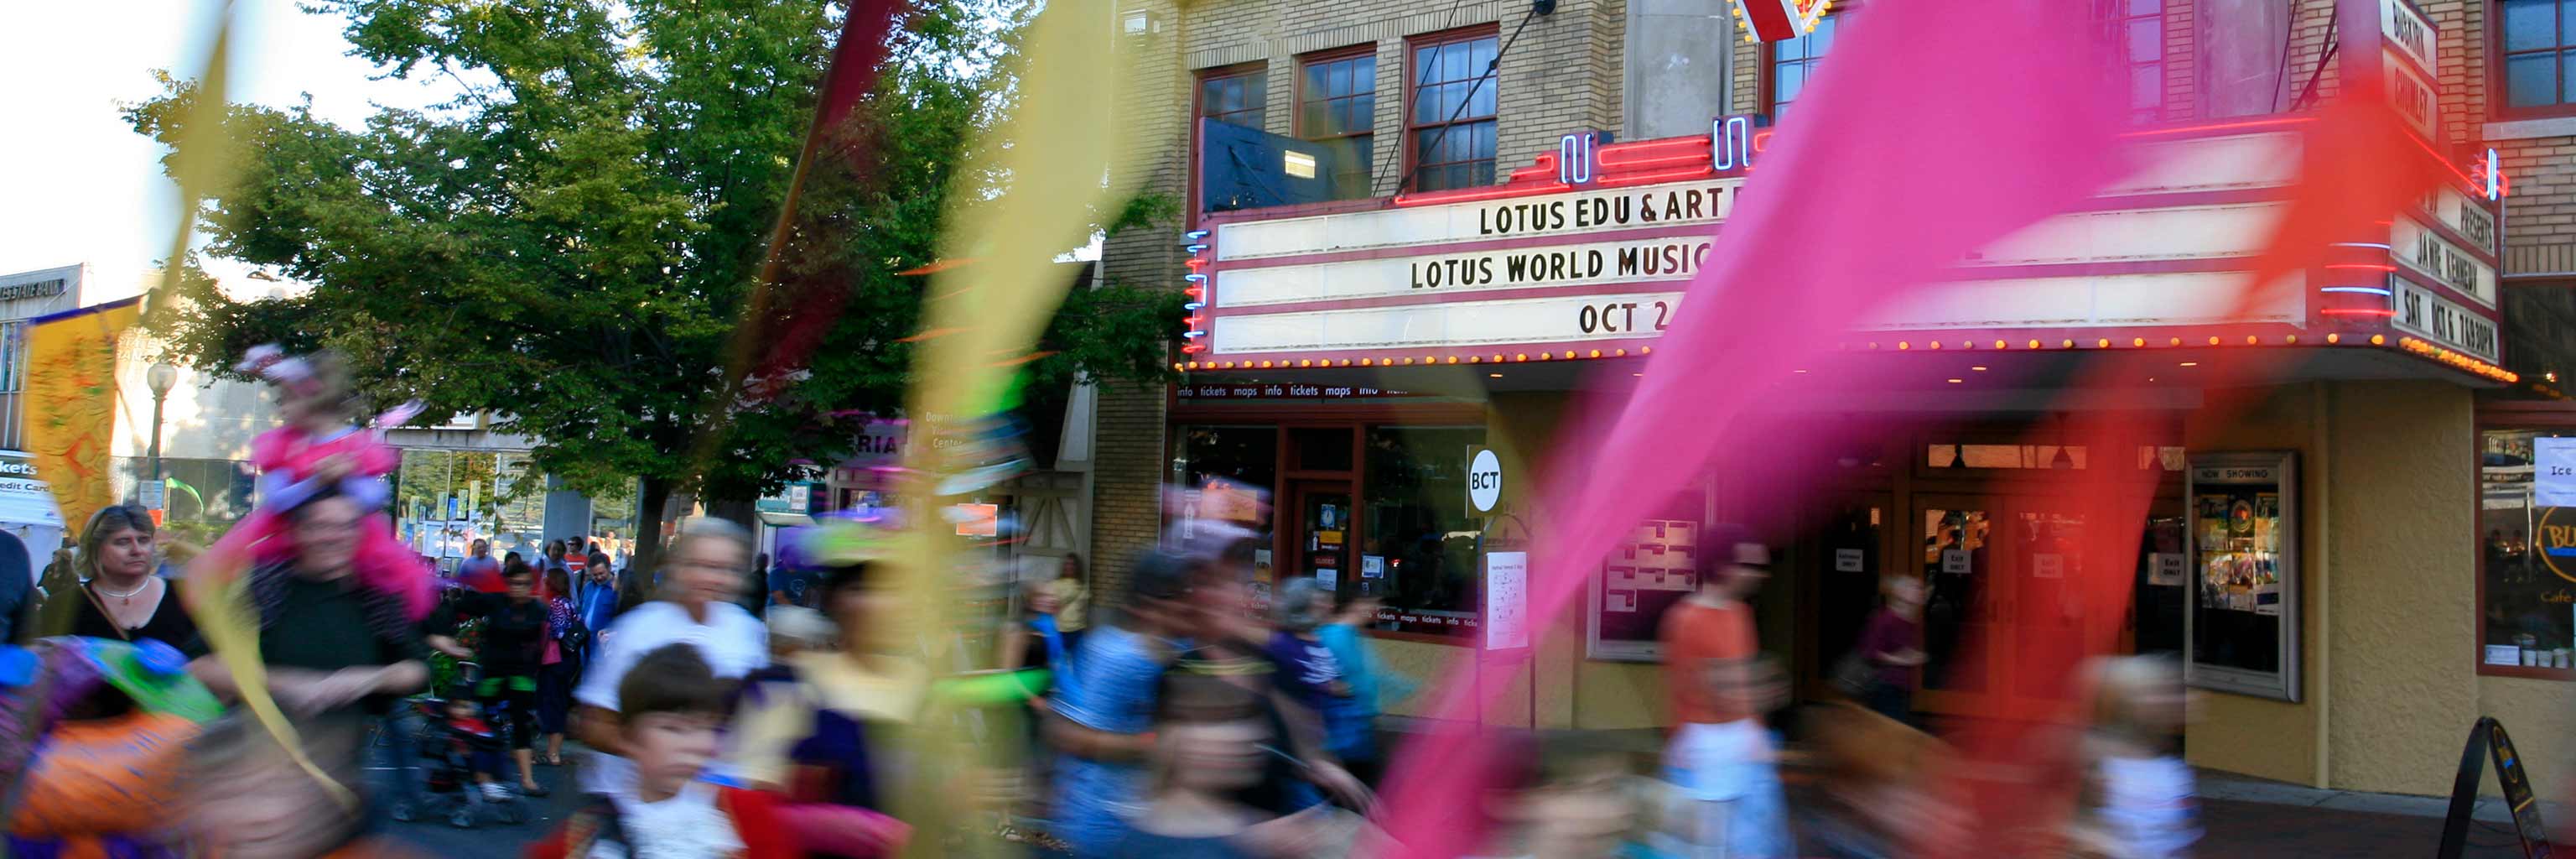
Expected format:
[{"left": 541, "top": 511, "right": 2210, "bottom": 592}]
[{"left": 1655, "top": 535, "right": 1793, "bottom": 858}]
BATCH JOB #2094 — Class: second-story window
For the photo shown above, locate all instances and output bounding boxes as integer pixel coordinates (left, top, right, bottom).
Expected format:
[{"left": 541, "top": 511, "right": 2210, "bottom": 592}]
[
  {"left": 1199, "top": 67, "right": 1267, "bottom": 132},
  {"left": 1301, "top": 49, "right": 1377, "bottom": 200},
  {"left": 2501, "top": 0, "right": 2576, "bottom": 114},
  {"left": 1766, "top": 14, "right": 1836, "bottom": 117},
  {"left": 1408, "top": 31, "right": 1498, "bottom": 193},
  {"left": 2105, "top": 0, "right": 2164, "bottom": 123}
]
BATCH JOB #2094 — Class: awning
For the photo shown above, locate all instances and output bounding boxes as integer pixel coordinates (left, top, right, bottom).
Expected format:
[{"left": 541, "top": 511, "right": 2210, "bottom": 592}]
[
  {"left": 0, "top": 484, "right": 63, "bottom": 529},
  {"left": 756, "top": 512, "right": 814, "bottom": 528}
]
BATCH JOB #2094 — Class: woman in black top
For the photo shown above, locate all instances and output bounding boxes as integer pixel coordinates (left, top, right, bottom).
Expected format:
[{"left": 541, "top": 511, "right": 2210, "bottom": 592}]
[
  {"left": 183, "top": 488, "right": 430, "bottom": 843},
  {"left": 429, "top": 559, "right": 553, "bottom": 797},
  {"left": 59, "top": 504, "right": 198, "bottom": 648}
]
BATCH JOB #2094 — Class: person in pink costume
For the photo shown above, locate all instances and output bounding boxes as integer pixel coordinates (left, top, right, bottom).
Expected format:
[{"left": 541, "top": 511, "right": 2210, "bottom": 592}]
[{"left": 203, "top": 346, "right": 434, "bottom": 621}]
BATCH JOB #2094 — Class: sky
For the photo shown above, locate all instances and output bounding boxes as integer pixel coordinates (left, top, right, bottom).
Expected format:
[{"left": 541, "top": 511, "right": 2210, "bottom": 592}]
[{"left": 0, "top": 1, "right": 463, "bottom": 294}]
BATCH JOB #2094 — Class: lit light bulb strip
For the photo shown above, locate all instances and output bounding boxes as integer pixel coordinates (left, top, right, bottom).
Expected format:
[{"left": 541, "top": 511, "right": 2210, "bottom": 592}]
[
  {"left": 2397, "top": 336, "right": 2519, "bottom": 383},
  {"left": 1182, "top": 325, "right": 2344, "bottom": 372},
  {"left": 1177, "top": 346, "right": 1654, "bottom": 372}
]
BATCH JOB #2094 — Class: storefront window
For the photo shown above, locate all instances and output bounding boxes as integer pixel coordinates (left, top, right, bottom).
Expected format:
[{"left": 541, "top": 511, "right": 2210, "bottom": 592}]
[
  {"left": 1171, "top": 425, "right": 1280, "bottom": 492},
  {"left": 1361, "top": 425, "right": 1484, "bottom": 637},
  {"left": 1169, "top": 425, "right": 1281, "bottom": 570},
  {"left": 2480, "top": 429, "right": 2576, "bottom": 674}
]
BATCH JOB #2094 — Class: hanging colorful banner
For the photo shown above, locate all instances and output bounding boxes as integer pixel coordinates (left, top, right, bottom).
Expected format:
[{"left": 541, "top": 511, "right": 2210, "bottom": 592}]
[{"left": 24, "top": 297, "right": 139, "bottom": 534}]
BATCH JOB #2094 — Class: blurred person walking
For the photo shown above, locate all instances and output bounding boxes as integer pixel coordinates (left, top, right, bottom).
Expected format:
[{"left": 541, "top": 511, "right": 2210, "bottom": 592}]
[
  {"left": 574, "top": 517, "right": 767, "bottom": 799},
  {"left": 574, "top": 549, "right": 622, "bottom": 660},
  {"left": 538, "top": 565, "right": 585, "bottom": 766},
  {"left": 1842, "top": 575, "right": 1928, "bottom": 726},
  {"left": 1315, "top": 592, "right": 1410, "bottom": 788},
  {"left": 532, "top": 645, "right": 795, "bottom": 859},
  {"left": 998, "top": 572, "right": 1077, "bottom": 711},
  {"left": 1266, "top": 578, "right": 1353, "bottom": 784},
  {"left": 183, "top": 489, "right": 432, "bottom": 823},
  {"left": 1101, "top": 674, "right": 1315, "bottom": 858},
  {"left": 742, "top": 552, "right": 773, "bottom": 618},
  {"left": 426, "top": 560, "right": 554, "bottom": 798},
  {"left": 2065, "top": 656, "right": 2200, "bottom": 859},
  {"left": 458, "top": 539, "right": 502, "bottom": 593},
  {"left": 728, "top": 528, "right": 921, "bottom": 857},
  {"left": 1048, "top": 552, "right": 1196, "bottom": 856},
  {"left": 1656, "top": 537, "right": 1792, "bottom": 858}
]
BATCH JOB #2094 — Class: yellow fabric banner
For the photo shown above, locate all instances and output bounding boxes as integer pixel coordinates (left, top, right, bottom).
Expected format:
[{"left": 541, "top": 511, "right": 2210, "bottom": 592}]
[{"left": 24, "top": 297, "right": 138, "bottom": 535}]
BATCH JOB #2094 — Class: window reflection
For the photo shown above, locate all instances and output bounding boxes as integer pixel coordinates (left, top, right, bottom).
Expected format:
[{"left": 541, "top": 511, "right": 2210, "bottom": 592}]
[
  {"left": 2481, "top": 429, "right": 2576, "bottom": 670},
  {"left": 1363, "top": 425, "right": 1484, "bottom": 636}
]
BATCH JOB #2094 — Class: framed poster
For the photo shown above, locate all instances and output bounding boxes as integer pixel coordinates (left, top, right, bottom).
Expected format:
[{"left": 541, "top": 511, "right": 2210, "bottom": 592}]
[
  {"left": 1587, "top": 480, "right": 1714, "bottom": 662},
  {"left": 2184, "top": 451, "right": 2302, "bottom": 701}
]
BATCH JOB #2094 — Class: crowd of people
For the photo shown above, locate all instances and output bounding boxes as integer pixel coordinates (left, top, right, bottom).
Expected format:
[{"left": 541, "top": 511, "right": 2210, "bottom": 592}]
[
  {"left": 1, "top": 487, "right": 2211, "bottom": 859},
  {"left": 0, "top": 351, "right": 2209, "bottom": 859}
]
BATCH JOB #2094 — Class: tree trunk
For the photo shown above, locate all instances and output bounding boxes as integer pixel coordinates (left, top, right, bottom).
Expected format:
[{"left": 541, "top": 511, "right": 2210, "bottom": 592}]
[{"left": 621, "top": 475, "right": 673, "bottom": 612}]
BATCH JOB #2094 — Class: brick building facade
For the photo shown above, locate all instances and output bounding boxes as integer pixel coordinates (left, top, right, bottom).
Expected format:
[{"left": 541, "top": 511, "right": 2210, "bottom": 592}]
[{"left": 1078, "top": 0, "right": 2576, "bottom": 797}]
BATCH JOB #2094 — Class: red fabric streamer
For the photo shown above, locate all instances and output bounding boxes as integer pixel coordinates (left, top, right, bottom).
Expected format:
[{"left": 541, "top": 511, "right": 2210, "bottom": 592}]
[{"left": 1369, "top": 1, "right": 2130, "bottom": 855}]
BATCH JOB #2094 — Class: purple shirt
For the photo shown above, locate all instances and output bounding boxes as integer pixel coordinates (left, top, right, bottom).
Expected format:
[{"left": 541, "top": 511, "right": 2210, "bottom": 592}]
[
  {"left": 1857, "top": 608, "right": 1920, "bottom": 690},
  {"left": 1264, "top": 631, "right": 1343, "bottom": 713}
]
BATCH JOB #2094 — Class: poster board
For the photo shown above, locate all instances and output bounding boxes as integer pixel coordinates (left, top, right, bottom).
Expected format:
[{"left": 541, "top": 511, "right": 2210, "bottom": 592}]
[{"left": 2184, "top": 451, "right": 2302, "bottom": 701}]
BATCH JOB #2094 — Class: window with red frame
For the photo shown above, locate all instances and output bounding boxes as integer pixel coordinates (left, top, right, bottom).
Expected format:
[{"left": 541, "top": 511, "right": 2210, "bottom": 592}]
[
  {"left": 1200, "top": 68, "right": 1268, "bottom": 132},
  {"left": 2501, "top": 0, "right": 2576, "bottom": 114},
  {"left": 1407, "top": 33, "right": 1498, "bottom": 193},
  {"left": 2479, "top": 426, "right": 2576, "bottom": 676},
  {"left": 2097, "top": 0, "right": 2164, "bottom": 123},
  {"left": 1766, "top": 14, "right": 1836, "bottom": 117},
  {"left": 1300, "top": 49, "right": 1377, "bottom": 200}
]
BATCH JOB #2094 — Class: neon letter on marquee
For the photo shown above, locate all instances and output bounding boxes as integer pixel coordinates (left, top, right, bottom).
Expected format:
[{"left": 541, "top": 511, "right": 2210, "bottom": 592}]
[
  {"left": 1711, "top": 115, "right": 1757, "bottom": 171},
  {"left": 1558, "top": 133, "right": 1597, "bottom": 186}
]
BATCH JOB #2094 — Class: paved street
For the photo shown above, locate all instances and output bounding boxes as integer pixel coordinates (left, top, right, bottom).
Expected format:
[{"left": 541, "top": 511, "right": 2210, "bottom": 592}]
[{"left": 371, "top": 742, "right": 584, "bottom": 856}]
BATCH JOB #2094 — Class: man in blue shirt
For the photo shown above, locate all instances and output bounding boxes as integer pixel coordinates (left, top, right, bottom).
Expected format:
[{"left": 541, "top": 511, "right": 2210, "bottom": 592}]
[
  {"left": 1046, "top": 552, "right": 1192, "bottom": 855},
  {"left": 457, "top": 539, "right": 502, "bottom": 592}
]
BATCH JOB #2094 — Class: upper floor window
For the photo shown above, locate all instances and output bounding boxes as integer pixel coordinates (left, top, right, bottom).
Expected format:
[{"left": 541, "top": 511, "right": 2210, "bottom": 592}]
[
  {"left": 2194, "top": 0, "right": 2290, "bottom": 118},
  {"left": 0, "top": 320, "right": 23, "bottom": 394},
  {"left": 2101, "top": 0, "right": 2164, "bottom": 123},
  {"left": 1300, "top": 49, "right": 1378, "bottom": 200},
  {"left": 1767, "top": 14, "right": 1837, "bottom": 117},
  {"left": 1199, "top": 67, "right": 1268, "bottom": 132},
  {"left": 2501, "top": 0, "right": 2576, "bottom": 114},
  {"left": 1408, "top": 31, "right": 1498, "bottom": 193}
]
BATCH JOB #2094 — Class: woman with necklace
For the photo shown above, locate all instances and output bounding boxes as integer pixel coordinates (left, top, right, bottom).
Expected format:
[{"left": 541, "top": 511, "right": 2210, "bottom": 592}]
[{"left": 61, "top": 504, "right": 198, "bottom": 648}]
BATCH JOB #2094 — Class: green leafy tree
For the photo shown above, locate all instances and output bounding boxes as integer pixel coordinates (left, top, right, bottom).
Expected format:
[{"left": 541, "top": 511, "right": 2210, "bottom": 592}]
[{"left": 128, "top": 0, "right": 1182, "bottom": 577}]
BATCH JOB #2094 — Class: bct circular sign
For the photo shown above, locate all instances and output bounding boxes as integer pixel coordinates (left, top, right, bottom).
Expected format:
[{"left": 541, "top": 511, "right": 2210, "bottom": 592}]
[{"left": 1468, "top": 448, "right": 1504, "bottom": 513}]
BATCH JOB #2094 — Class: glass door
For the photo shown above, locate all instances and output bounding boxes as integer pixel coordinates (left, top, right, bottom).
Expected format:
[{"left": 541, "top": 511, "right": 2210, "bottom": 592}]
[
  {"left": 2006, "top": 504, "right": 2088, "bottom": 702},
  {"left": 1805, "top": 493, "right": 1892, "bottom": 699},
  {"left": 1289, "top": 481, "right": 1357, "bottom": 596},
  {"left": 1914, "top": 495, "right": 1998, "bottom": 713}
]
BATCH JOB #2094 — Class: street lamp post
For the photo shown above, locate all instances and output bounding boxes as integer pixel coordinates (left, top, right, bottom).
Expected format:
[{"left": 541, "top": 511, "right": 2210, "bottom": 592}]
[{"left": 146, "top": 361, "right": 177, "bottom": 482}]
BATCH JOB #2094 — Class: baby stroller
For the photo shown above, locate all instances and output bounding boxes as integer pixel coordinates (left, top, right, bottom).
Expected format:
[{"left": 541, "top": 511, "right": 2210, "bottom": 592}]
[{"left": 390, "top": 679, "right": 527, "bottom": 828}]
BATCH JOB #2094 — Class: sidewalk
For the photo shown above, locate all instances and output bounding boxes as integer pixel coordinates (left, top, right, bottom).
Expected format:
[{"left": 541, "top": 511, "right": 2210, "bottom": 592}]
[
  {"left": 2199, "top": 771, "right": 2547, "bottom": 858},
  {"left": 1379, "top": 717, "right": 2549, "bottom": 856}
]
